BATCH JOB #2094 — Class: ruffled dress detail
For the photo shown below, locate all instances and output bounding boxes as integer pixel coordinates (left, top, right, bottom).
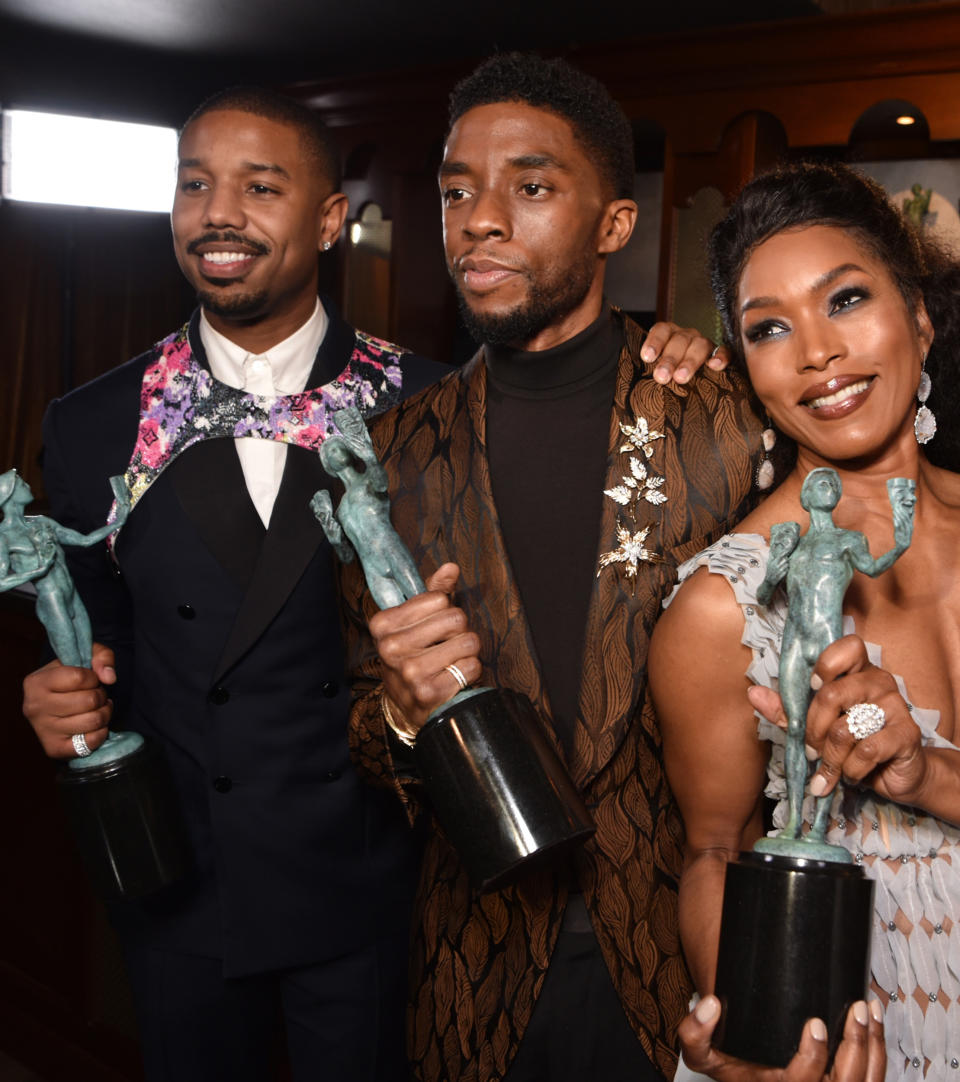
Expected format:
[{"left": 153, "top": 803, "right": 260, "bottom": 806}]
[{"left": 669, "top": 534, "right": 960, "bottom": 1082}]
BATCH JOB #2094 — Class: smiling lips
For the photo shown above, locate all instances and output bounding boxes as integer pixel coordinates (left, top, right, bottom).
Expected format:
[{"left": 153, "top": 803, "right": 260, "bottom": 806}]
[
  {"left": 197, "top": 249, "right": 257, "bottom": 279},
  {"left": 801, "top": 376, "right": 874, "bottom": 416}
]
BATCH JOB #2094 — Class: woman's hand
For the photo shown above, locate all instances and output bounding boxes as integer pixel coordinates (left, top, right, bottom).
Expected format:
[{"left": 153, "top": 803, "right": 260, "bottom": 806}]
[
  {"left": 748, "top": 635, "right": 926, "bottom": 806},
  {"left": 640, "top": 322, "right": 730, "bottom": 384},
  {"left": 679, "top": 995, "right": 885, "bottom": 1082}
]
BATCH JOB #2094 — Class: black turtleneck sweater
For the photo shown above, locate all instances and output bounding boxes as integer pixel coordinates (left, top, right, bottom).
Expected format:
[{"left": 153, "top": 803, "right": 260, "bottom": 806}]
[{"left": 485, "top": 308, "right": 624, "bottom": 755}]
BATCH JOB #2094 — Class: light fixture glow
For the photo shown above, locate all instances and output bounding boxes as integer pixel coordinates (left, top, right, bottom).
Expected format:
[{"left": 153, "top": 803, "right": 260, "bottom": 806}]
[
  {"left": 896, "top": 115, "right": 917, "bottom": 127},
  {"left": 2, "top": 110, "right": 177, "bottom": 212}
]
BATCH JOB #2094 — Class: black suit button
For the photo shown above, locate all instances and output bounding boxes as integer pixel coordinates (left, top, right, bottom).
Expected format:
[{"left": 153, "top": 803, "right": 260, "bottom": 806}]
[
  {"left": 177, "top": 604, "right": 196, "bottom": 620},
  {"left": 320, "top": 769, "right": 342, "bottom": 783},
  {"left": 209, "top": 686, "right": 230, "bottom": 705},
  {"left": 213, "top": 776, "right": 232, "bottom": 793},
  {"left": 320, "top": 680, "right": 339, "bottom": 698}
]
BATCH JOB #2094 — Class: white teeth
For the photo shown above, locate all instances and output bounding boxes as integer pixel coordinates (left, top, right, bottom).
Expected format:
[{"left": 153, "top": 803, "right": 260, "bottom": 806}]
[
  {"left": 805, "top": 379, "right": 871, "bottom": 410},
  {"left": 203, "top": 251, "right": 253, "bottom": 265}
]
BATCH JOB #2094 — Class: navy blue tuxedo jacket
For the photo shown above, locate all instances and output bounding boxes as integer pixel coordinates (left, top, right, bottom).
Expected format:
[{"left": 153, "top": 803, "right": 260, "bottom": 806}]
[{"left": 42, "top": 299, "right": 446, "bottom": 976}]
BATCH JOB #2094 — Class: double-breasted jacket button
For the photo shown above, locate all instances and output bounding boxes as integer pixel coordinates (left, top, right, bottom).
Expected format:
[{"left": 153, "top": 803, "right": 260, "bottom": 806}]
[
  {"left": 177, "top": 604, "right": 196, "bottom": 620},
  {"left": 319, "top": 769, "right": 342, "bottom": 783},
  {"left": 213, "top": 776, "right": 232, "bottom": 793},
  {"left": 320, "top": 680, "right": 339, "bottom": 699},
  {"left": 209, "top": 686, "right": 230, "bottom": 706}
]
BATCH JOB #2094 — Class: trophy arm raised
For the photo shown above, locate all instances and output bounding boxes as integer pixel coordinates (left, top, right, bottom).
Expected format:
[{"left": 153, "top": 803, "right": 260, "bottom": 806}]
[
  {"left": 757, "top": 522, "right": 799, "bottom": 606},
  {"left": 310, "top": 490, "right": 356, "bottom": 564}
]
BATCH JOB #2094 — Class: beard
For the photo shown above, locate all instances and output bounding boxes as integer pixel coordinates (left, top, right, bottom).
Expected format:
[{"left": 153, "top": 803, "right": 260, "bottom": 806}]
[
  {"left": 195, "top": 286, "right": 271, "bottom": 320},
  {"left": 454, "top": 248, "right": 597, "bottom": 350}
]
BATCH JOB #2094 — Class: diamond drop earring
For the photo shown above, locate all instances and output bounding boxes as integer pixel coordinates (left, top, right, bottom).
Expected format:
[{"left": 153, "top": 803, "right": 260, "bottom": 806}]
[
  {"left": 915, "top": 351, "right": 937, "bottom": 445},
  {"left": 757, "top": 426, "right": 776, "bottom": 490}
]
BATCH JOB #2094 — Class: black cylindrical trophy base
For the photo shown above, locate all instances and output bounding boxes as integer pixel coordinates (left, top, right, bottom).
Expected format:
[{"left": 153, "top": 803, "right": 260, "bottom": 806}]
[
  {"left": 415, "top": 688, "right": 595, "bottom": 893},
  {"left": 56, "top": 739, "right": 189, "bottom": 901},
  {"left": 714, "top": 851, "right": 874, "bottom": 1067}
]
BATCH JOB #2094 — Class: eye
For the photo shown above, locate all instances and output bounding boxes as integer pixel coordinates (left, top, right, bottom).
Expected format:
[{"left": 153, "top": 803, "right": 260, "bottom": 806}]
[
  {"left": 520, "top": 182, "right": 548, "bottom": 197},
  {"left": 249, "top": 183, "right": 278, "bottom": 195},
  {"left": 179, "top": 178, "right": 207, "bottom": 193},
  {"left": 830, "top": 286, "right": 869, "bottom": 314},
  {"left": 743, "top": 318, "right": 788, "bottom": 345},
  {"left": 441, "top": 186, "right": 469, "bottom": 205}
]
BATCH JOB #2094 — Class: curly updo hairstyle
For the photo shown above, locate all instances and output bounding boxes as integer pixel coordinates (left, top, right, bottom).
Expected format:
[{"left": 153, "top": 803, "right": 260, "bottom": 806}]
[
  {"left": 447, "top": 52, "right": 635, "bottom": 202},
  {"left": 709, "top": 161, "right": 960, "bottom": 471}
]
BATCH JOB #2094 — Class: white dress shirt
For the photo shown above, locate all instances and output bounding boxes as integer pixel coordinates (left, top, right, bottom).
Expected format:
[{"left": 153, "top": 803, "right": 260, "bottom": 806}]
[{"left": 200, "top": 299, "right": 328, "bottom": 526}]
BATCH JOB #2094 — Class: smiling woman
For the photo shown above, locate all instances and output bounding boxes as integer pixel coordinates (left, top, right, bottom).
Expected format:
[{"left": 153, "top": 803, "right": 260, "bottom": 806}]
[{"left": 649, "top": 162, "right": 960, "bottom": 1080}]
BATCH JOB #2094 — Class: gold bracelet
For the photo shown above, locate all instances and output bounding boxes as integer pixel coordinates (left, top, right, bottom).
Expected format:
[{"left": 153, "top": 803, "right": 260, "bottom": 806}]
[{"left": 381, "top": 690, "right": 418, "bottom": 748}]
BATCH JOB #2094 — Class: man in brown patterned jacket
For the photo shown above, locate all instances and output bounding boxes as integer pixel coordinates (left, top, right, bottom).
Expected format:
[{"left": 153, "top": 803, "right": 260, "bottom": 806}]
[{"left": 340, "top": 54, "right": 863, "bottom": 1082}]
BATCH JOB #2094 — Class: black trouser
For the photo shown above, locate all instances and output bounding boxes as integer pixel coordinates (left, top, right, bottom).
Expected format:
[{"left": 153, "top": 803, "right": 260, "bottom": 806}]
[
  {"left": 504, "top": 899, "right": 665, "bottom": 1082},
  {"left": 122, "top": 934, "right": 411, "bottom": 1082}
]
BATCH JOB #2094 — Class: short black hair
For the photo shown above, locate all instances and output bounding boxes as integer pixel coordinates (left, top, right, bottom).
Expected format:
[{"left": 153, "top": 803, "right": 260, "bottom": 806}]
[
  {"left": 447, "top": 53, "right": 635, "bottom": 201},
  {"left": 181, "top": 86, "right": 342, "bottom": 191},
  {"left": 710, "top": 160, "right": 960, "bottom": 471}
]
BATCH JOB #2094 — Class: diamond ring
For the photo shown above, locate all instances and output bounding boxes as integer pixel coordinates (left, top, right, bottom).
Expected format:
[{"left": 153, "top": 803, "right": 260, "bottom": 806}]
[
  {"left": 845, "top": 703, "right": 885, "bottom": 741},
  {"left": 71, "top": 732, "right": 92, "bottom": 758}
]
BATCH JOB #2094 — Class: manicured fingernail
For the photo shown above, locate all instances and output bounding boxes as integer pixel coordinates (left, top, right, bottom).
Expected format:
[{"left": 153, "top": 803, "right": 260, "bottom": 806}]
[
  {"left": 810, "top": 1019, "right": 827, "bottom": 1042},
  {"left": 655, "top": 366, "right": 670, "bottom": 382},
  {"left": 809, "top": 774, "right": 828, "bottom": 796},
  {"left": 870, "top": 999, "right": 883, "bottom": 1023},
  {"left": 695, "top": 995, "right": 720, "bottom": 1023},
  {"left": 675, "top": 367, "right": 689, "bottom": 382},
  {"left": 805, "top": 744, "right": 819, "bottom": 761},
  {"left": 641, "top": 346, "right": 655, "bottom": 362},
  {"left": 810, "top": 673, "right": 823, "bottom": 691},
  {"left": 853, "top": 1001, "right": 868, "bottom": 1026}
]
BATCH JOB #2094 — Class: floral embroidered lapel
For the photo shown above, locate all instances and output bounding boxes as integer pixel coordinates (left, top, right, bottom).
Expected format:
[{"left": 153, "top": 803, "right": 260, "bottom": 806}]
[{"left": 107, "top": 316, "right": 405, "bottom": 533}]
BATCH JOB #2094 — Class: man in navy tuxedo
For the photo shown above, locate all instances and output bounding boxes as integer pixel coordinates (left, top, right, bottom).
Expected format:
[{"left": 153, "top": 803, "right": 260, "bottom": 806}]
[{"left": 21, "top": 87, "right": 446, "bottom": 1082}]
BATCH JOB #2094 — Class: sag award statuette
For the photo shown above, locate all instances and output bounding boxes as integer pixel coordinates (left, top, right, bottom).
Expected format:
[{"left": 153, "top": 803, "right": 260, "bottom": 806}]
[
  {"left": 714, "top": 467, "right": 916, "bottom": 1065},
  {"left": 0, "top": 469, "right": 188, "bottom": 900},
  {"left": 313, "top": 407, "right": 594, "bottom": 892}
]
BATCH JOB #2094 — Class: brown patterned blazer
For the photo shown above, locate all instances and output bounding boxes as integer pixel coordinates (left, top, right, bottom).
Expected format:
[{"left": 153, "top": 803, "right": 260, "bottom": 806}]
[{"left": 342, "top": 314, "right": 763, "bottom": 1082}]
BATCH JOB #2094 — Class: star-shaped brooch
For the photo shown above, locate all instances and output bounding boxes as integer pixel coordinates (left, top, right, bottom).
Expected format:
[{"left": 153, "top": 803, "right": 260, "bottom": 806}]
[
  {"left": 618, "top": 417, "right": 664, "bottom": 459},
  {"left": 597, "top": 524, "right": 665, "bottom": 579}
]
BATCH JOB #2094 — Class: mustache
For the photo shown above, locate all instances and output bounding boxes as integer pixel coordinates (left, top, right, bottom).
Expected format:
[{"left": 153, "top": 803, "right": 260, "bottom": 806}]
[
  {"left": 454, "top": 250, "right": 521, "bottom": 271},
  {"left": 186, "top": 231, "right": 270, "bottom": 256}
]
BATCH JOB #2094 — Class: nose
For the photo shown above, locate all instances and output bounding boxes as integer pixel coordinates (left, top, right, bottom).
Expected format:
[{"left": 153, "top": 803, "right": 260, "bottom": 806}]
[
  {"left": 796, "top": 318, "right": 845, "bottom": 372},
  {"left": 202, "top": 184, "right": 246, "bottom": 230},
  {"left": 460, "top": 189, "right": 510, "bottom": 241}
]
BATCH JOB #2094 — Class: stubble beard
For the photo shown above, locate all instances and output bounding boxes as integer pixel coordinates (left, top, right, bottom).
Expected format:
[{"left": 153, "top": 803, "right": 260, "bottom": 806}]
[
  {"left": 454, "top": 249, "right": 597, "bottom": 350},
  {"left": 195, "top": 285, "right": 271, "bottom": 320}
]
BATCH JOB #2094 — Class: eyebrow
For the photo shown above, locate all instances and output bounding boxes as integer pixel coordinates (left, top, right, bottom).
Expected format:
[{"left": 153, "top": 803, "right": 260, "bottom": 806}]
[
  {"left": 177, "top": 158, "right": 292, "bottom": 180},
  {"left": 740, "top": 262, "right": 867, "bottom": 317},
  {"left": 438, "top": 152, "right": 568, "bottom": 179}
]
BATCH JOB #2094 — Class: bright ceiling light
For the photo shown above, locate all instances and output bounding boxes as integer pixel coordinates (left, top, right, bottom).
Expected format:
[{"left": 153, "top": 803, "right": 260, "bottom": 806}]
[
  {"left": 896, "top": 115, "right": 917, "bottom": 126},
  {"left": 2, "top": 110, "right": 177, "bottom": 213}
]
